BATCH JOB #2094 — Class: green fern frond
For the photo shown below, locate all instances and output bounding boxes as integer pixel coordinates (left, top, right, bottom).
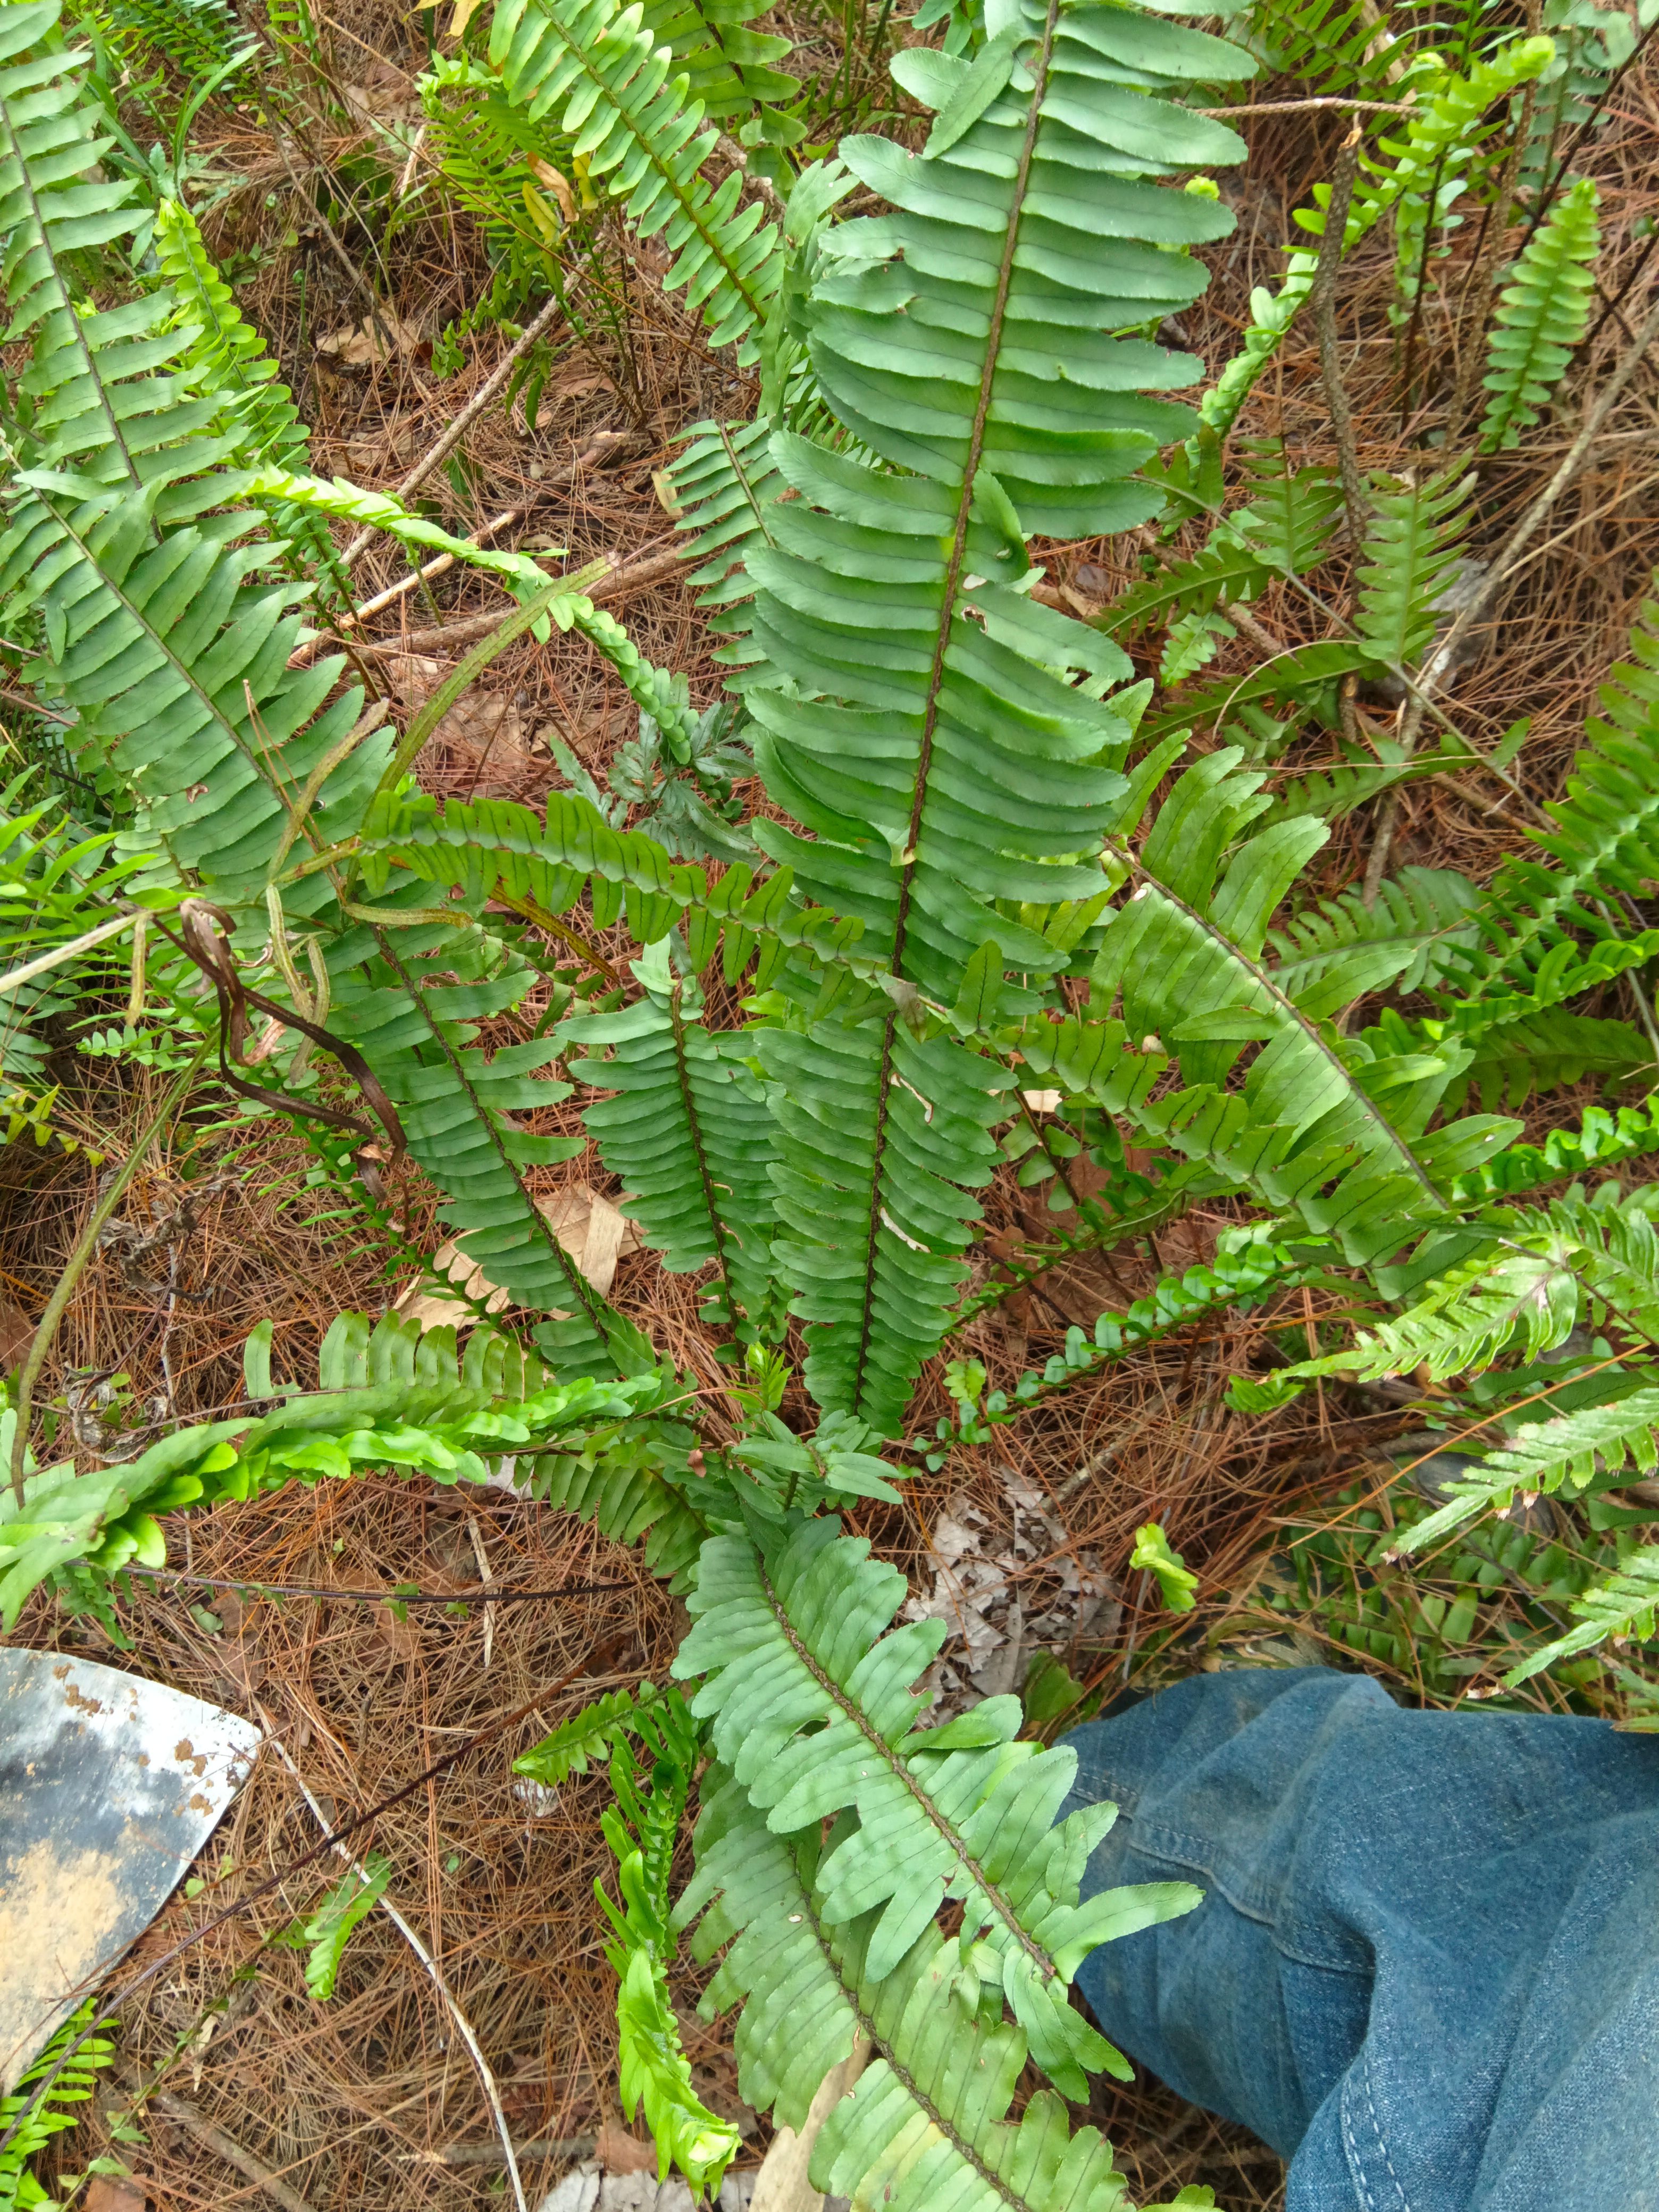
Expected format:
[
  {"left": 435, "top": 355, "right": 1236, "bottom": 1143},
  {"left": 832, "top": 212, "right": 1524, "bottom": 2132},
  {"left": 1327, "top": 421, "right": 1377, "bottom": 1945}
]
[
  {"left": 0, "top": 1313, "right": 664, "bottom": 1624},
  {"left": 531, "top": 1428, "right": 708, "bottom": 1581},
  {"left": 488, "top": 0, "right": 783, "bottom": 353},
  {"left": 1448, "top": 1008, "right": 1650, "bottom": 1111},
  {"left": 1267, "top": 866, "right": 1480, "bottom": 1003},
  {"left": 674, "top": 1515, "right": 1200, "bottom": 2100},
  {"left": 1247, "top": 0, "right": 1416, "bottom": 98},
  {"left": 1452, "top": 1094, "right": 1659, "bottom": 1204},
  {"left": 1201, "top": 35, "right": 1556, "bottom": 442},
  {"left": 1479, "top": 173, "right": 1599, "bottom": 452},
  {"left": 1435, "top": 584, "right": 1659, "bottom": 1022},
  {"left": 368, "top": 790, "right": 880, "bottom": 986},
  {"left": 1396, "top": 1385, "right": 1659, "bottom": 1556},
  {"left": 301, "top": 1855, "right": 392, "bottom": 2000},
  {"left": 562, "top": 938, "right": 777, "bottom": 1330},
  {"left": 93, "top": 0, "right": 256, "bottom": 85},
  {"left": 681, "top": 1771, "right": 1169, "bottom": 2212},
  {"left": 639, "top": 0, "right": 799, "bottom": 124},
  {"left": 1504, "top": 1542, "right": 1659, "bottom": 1682},
  {"left": 1354, "top": 466, "right": 1473, "bottom": 672},
  {"left": 515, "top": 1681, "right": 673, "bottom": 1788},
  {"left": 0, "top": 2000, "right": 116, "bottom": 2212},
  {"left": 154, "top": 200, "right": 309, "bottom": 470},
  {"left": 728, "top": 0, "right": 1256, "bottom": 1427}
]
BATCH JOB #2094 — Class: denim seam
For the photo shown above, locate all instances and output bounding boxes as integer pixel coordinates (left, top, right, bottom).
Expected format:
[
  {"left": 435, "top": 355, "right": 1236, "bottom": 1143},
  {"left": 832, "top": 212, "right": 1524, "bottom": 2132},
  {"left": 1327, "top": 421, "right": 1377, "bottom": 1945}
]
[
  {"left": 1125, "top": 1821, "right": 1374, "bottom": 1976},
  {"left": 1340, "top": 2052, "right": 1412, "bottom": 2212}
]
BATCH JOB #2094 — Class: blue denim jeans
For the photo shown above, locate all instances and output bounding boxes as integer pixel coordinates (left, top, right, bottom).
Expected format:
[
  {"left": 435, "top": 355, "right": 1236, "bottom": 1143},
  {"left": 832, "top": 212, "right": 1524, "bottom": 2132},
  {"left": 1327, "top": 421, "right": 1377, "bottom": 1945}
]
[{"left": 1061, "top": 1668, "right": 1659, "bottom": 2211}]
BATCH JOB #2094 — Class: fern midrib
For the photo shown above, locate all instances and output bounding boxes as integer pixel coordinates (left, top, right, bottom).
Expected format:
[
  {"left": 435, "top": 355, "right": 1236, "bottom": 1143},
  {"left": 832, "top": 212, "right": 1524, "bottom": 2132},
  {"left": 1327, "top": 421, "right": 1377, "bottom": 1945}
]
[
  {"left": 1114, "top": 847, "right": 1448, "bottom": 1206},
  {"left": 2, "top": 99, "right": 145, "bottom": 498},
  {"left": 36, "top": 493, "right": 276, "bottom": 810},
  {"left": 791, "top": 1884, "right": 1036, "bottom": 2212},
  {"left": 847, "top": 0, "right": 1060, "bottom": 1412},
  {"left": 756, "top": 1558, "right": 1058, "bottom": 1985},
  {"left": 667, "top": 976, "right": 739, "bottom": 1312},
  {"left": 552, "top": 12, "right": 770, "bottom": 327},
  {"left": 717, "top": 417, "right": 776, "bottom": 554}
]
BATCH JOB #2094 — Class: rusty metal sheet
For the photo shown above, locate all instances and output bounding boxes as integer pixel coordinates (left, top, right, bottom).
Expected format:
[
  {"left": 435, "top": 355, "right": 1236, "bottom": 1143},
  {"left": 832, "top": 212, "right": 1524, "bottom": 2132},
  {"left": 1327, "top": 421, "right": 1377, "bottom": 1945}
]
[{"left": 0, "top": 1646, "right": 260, "bottom": 2089}]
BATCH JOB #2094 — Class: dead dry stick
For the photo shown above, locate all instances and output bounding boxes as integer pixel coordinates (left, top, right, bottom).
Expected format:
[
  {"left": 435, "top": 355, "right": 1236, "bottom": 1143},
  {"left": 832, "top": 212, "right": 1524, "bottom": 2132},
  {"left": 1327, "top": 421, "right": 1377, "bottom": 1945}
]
[
  {"left": 9, "top": 1043, "right": 210, "bottom": 1501},
  {"left": 257, "top": 1716, "right": 530, "bottom": 2212},
  {"left": 1311, "top": 127, "right": 1369, "bottom": 546},
  {"left": 151, "top": 2090, "right": 321, "bottom": 2212},
  {"left": 344, "top": 544, "right": 689, "bottom": 657},
  {"left": 338, "top": 291, "right": 567, "bottom": 569}
]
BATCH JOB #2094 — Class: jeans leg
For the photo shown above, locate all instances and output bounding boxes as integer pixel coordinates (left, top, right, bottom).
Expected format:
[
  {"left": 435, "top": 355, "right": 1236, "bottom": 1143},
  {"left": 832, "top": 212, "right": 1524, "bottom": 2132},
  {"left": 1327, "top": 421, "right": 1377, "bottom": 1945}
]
[{"left": 1060, "top": 1666, "right": 1659, "bottom": 2212}]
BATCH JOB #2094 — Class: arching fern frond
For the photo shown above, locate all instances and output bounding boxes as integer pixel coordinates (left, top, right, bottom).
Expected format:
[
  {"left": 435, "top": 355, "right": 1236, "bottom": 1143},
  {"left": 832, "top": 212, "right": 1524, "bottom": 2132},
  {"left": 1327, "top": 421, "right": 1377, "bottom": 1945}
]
[
  {"left": 488, "top": 0, "right": 783, "bottom": 353},
  {"left": 1200, "top": 35, "right": 1555, "bottom": 443},
  {"left": 1504, "top": 1543, "right": 1659, "bottom": 1682}
]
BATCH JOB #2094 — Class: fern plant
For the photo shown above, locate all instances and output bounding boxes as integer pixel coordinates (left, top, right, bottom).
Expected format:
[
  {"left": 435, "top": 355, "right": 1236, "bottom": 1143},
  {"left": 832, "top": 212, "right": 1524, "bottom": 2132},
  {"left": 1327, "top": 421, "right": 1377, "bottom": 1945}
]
[
  {"left": 11, "top": 0, "right": 1659, "bottom": 2200},
  {"left": 1478, "top": 171, "right": 1600, "bottom": 451}
]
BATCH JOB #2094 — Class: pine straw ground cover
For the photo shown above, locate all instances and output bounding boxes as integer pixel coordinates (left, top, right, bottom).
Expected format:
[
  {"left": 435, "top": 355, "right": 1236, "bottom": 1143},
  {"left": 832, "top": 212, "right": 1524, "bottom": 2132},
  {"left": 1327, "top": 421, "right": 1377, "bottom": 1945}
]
[{"left": 9, "top": 2, "right": 1659, "bottom": 2207}]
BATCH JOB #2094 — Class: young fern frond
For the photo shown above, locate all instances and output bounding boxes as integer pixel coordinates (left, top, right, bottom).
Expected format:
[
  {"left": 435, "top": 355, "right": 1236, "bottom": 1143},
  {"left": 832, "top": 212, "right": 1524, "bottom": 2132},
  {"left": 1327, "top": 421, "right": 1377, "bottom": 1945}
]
[
  {"left": 1200, "top": 35, "right": 1556, "bottom": 443},
  {"left": 596, "top": 1689, "right": 744, "bottom": 2193},
  {"left": 155, "top": 200, "right": 309, "bottom": 468},
  {"left": 515, "top": 1681, "right": 676, "bottom": 1789},
  {"left": 1354, "top": 466, "right": 1473, "bottom": 673},
  {"left": 488, "top": 0, "right": 783, "bottom": 353},
  {"left": 1479, "top": 172, "right": 1599, "bottom": 453},
  {"left": 0, "top": 1308, "right": 666, "bottom": 1626}
]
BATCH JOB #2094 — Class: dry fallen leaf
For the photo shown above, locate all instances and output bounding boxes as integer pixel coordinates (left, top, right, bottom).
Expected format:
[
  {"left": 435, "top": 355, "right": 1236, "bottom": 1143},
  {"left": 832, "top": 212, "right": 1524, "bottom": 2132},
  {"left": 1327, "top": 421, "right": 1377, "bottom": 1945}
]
[
  {"left": 527, "top": 155, "right": 577, "bottom": 222},
  {"left": 316, "top": 309, "right": 423, "bottom": 366},
  {"left": 594, "top": 2119, "right": 658, "bottom": 2174},
  {"left": 904, "top": 1465, "right": 1115, "bottom": 1716},
  {"left": 386, "top": 656, "right": 529, "bottom": 777},
  {"left": 396, "top": 1184, "right": 642, "bottom": 1331},
  {"left": 749, "top": 2039, "right": 867, "bottom": 2212},
  {"left": 85, "top": 2177, "right": 147, "bottom": 2212},
  {"left": 0, "top": 1296, "right": 33, "bottom": 1372},
  {"left": 343, "top": 63, "right": 420, "bottom": 128}
]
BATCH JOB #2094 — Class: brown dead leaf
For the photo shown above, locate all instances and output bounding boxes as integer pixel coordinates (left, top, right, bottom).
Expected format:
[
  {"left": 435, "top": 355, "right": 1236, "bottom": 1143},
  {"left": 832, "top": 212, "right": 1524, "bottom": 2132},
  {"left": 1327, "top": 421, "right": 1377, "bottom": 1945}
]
[
  {"left": 85, "top": 2177, "right": 147, "bottom": 2212},
  {"left": 374, "top": 1596, "right": 421, "bottom": 1665},
  {"left": 396, "top": 1184, "right": 642, "bottom": 1331},
  {"left": 386, "top": 656, "right": 527, "bottom": 775},
  {"left": 316, "top": 309, "right": 423, "bottom": 367},
  {"left": 594, "top": 2121, "right": 657, "bottom": 2174},
  {"left": 343, "top": 417, "right": 419, "bottom": 474},
  {"left": 343, "top": 63, "right": 419, "bottom": 128},
  {"left": 527, "top": 155, "right": 576, "bottom": 222},
  {"left": 0, "top": 1297, "right": 33, "bottom": 1373}
]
